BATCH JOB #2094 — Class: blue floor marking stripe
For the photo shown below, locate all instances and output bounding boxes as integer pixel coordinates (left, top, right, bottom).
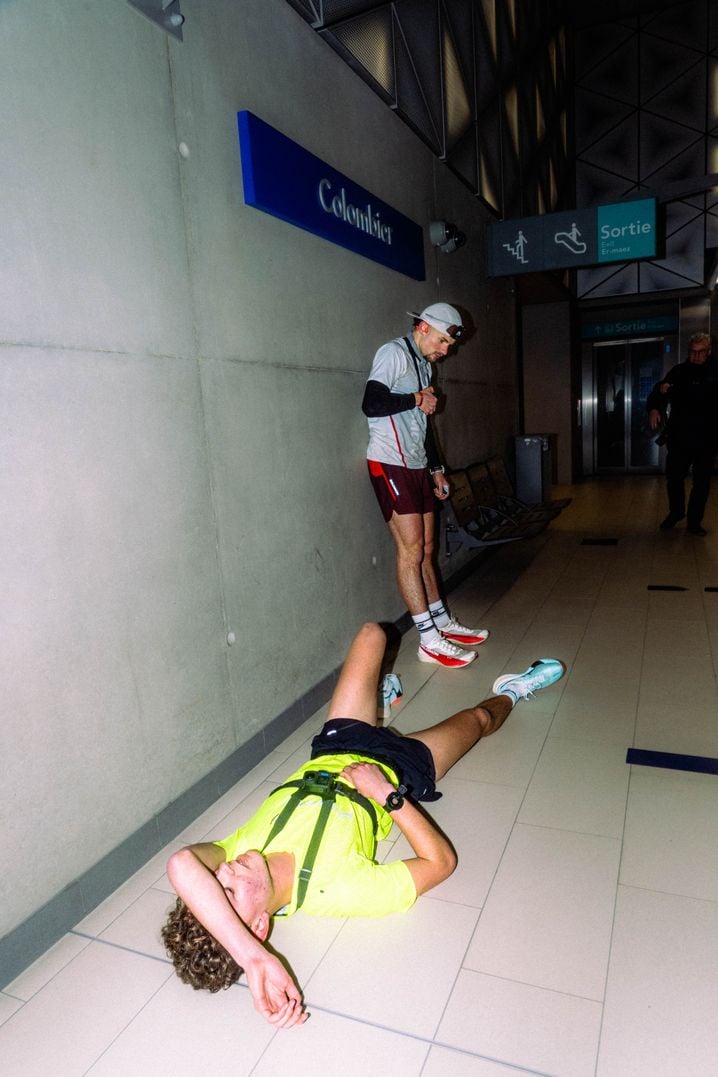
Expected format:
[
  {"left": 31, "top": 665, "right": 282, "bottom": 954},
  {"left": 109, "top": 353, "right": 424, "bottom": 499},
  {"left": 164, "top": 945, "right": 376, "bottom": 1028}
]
[{"left": 626, "top": 748, "right": 718, "bottom": 775}]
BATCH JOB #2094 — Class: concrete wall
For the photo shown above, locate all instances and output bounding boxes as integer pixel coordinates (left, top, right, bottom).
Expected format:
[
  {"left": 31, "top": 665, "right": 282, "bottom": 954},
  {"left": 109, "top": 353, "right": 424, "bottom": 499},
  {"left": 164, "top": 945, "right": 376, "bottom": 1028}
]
[
  {"left": 521, "top": 302, "right": 574, "bottom": 483},
  {"left": 0, "top": 0, "right": 517, "bottom": 947}
]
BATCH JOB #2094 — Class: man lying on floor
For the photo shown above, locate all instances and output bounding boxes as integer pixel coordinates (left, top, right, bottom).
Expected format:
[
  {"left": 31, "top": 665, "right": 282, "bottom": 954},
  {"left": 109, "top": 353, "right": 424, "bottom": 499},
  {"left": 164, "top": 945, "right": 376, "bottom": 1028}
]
[{"left": 162, "top": 622, "right": 564, "bottom": 1029}]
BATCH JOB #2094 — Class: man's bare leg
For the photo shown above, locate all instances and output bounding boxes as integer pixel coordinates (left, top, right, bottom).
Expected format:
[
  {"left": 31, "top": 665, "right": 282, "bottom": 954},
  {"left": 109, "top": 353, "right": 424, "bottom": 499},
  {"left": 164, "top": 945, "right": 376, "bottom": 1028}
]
[
  {"left": 407, "top": 695, "right": 513, "bottom": 780},
  {"left": 387, "top": 511, "right": 432, "bottom": 614},
  {"left": 419, "top": 509, "right": 442, "bottom": 606},
  {"left": 327, "top": 622, "right": 387, "bottom": 726}
]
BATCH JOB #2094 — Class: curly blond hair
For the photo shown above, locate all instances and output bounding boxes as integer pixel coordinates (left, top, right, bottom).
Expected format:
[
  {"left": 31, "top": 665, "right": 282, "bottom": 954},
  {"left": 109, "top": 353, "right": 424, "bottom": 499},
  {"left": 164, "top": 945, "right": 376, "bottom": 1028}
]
[{"left": 161, "top": 897, "right": 242, "bottom": 992}]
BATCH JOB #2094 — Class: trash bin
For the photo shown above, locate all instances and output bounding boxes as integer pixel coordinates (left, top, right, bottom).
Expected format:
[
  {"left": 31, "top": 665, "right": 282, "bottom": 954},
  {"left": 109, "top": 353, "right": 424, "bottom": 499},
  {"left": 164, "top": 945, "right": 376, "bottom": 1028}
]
[{"left": 515, "top": 434, "right": 552, "bottom": 503}]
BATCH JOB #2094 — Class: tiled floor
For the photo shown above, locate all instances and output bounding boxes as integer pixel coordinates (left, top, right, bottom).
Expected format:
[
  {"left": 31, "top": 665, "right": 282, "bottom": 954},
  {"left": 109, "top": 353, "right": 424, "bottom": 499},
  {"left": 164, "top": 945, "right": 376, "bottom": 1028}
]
[{"left": 2, "top": 475, "right": 718, "bottom": 1076}]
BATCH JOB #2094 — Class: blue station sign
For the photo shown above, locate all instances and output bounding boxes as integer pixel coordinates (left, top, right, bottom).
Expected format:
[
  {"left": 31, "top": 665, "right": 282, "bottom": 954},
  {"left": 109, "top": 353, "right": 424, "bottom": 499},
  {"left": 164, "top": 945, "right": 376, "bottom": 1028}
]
[
  {"left": 237, "top": 111, "right": 425, "bottom": 281},
  {"left": 582, "top": 315, "right": 678, "bottom": 340}
]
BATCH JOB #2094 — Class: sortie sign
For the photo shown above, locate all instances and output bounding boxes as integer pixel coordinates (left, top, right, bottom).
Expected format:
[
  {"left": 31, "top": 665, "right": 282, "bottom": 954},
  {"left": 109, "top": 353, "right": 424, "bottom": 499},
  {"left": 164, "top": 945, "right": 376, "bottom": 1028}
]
[{"left": 488, "top": 197, "right": 657, "bottom": 276}]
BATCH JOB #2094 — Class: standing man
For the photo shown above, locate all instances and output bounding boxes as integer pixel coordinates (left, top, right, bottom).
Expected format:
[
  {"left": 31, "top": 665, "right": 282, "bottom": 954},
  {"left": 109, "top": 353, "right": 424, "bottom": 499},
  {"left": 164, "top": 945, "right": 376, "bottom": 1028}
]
[
  {"left": 362, "top": 303, "right": 488, "bottom": 667},
  {"left": 648, "top": 332, "right": 718, "bottom": 535}
]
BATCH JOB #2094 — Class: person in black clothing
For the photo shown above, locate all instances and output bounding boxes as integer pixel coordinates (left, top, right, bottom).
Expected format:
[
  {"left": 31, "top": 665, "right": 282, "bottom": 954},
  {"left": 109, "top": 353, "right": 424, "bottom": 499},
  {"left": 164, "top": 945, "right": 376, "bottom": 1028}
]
[{"left": 647, "top": 332, "right": 718, "bottom": 535}]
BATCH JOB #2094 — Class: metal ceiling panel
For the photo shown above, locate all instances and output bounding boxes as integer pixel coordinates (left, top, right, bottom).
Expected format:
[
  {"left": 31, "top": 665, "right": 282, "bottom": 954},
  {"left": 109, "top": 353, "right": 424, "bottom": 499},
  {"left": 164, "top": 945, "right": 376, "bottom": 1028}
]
[
  {"left": 329, "top": 8, "right": 396, "bottom": 98},
  {"left": 642, "top": 0, "right": 709, "bottom": 53},
  {"left": 577, "top": 36, "right": 640, "bottom": 105},
  {"left": 577, "top": 262, "right": 639, "bottom": 298},
  {"left": 574, "top": 88, "right": 636, "bottom": 156},
  {"left": 284, "top": 2, "right": 568, "bottom": 232},
  {"left": 642, "top": 62, "right": 707, "bottom": 132}
]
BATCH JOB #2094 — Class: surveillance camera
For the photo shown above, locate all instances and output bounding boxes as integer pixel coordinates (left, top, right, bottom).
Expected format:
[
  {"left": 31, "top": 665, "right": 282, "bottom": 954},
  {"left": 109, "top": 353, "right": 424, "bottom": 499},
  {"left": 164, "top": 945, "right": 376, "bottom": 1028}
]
[
  {"left": 439, "top": 231, "right": 466, "bottom": 254},
  {"left": 430, "top": 221, "right": 450, "bottom": 246},
  {"left": 429, "top": 220, "right": 466, "bottom": 254}
]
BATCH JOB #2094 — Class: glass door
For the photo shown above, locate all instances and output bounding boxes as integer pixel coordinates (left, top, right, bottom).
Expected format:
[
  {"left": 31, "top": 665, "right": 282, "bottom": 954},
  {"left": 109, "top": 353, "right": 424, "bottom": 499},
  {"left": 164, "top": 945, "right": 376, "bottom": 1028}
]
[{"left": 593, "top": 338, "right": 665, "bottom": 472}]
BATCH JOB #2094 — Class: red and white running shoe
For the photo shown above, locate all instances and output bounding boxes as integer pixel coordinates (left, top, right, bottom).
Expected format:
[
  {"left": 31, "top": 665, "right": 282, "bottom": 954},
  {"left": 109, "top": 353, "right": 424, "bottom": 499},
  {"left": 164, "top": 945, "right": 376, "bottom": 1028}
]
[
  {"left": 440, "top": 618, "right": 490, "bottom": 647},
  {"left": 418, "top": 637, "right": 477, "bottom": 667}
]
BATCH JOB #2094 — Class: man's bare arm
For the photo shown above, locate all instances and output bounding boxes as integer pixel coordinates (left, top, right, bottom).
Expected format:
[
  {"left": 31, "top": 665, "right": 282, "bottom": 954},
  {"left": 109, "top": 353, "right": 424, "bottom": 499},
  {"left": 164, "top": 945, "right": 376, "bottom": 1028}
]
[
  {"left": 340, "top": 762, "right": 456, "bottom": 895},
  {"left": 167, "top": 844, "right": 308, "bottom": 1028}
]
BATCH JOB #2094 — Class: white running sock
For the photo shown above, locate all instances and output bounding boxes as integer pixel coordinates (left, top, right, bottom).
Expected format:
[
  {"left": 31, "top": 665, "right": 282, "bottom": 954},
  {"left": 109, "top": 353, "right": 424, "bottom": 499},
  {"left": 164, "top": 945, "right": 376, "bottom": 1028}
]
[
  {"left": 412, "top": 611, "right": 441, "bottom": 645},
  {"left": 428, "top": 600, "right": 450, "bottom": 629}
]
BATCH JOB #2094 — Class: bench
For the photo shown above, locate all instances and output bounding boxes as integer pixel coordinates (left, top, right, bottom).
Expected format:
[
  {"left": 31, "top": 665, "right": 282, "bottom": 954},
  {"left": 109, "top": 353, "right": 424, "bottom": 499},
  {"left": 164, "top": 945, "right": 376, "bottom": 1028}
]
[
  {"left": 443, "top": 469, "right": 527, "bottom": 555},
  {"left": 485, "top": 455, "right": 572, "bottom": 518},
  {"left": 442, "top": 454, "right": 572, "bottom": 556},
  {"left": 466, "top": 462, "right": 551, "bottom": 536}
]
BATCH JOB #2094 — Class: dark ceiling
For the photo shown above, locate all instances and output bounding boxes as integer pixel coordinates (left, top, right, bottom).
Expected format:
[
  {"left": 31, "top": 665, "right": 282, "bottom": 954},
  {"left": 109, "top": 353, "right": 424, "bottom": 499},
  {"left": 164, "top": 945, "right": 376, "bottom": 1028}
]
[
  {"left": 286, "top": 0, "right": 685, "bottom": 32},
  {"left": 564, "top": 0, "right": 688, "bottom": 27}
]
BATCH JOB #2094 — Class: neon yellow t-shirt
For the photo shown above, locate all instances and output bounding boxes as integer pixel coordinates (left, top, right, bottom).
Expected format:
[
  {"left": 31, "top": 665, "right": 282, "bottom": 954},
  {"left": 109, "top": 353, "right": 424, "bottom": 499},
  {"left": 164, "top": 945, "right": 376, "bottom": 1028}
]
[{"left": 214, "top": 754, "right": 416, "bottom": 918}]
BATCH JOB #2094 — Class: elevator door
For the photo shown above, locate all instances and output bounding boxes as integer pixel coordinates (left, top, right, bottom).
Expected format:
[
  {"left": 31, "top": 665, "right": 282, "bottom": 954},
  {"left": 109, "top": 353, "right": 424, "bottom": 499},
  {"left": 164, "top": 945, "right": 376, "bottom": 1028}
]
[{"left": 594, "top": 338, "right": 665, "bottom": 472}]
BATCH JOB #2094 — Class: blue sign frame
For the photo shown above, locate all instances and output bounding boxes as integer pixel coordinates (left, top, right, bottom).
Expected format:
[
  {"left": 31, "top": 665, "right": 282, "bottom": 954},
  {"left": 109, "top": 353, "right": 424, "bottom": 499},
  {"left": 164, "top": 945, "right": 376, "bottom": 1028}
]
[{"left": 237, "top": 111, "right": 425, "bottom": 281}]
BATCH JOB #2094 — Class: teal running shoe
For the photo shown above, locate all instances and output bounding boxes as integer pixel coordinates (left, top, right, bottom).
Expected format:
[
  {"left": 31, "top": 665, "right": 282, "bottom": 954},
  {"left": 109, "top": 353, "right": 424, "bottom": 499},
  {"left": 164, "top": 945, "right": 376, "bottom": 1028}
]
[
  {"left": 492, "top": 659, "right": 565, "bottom": 703},
  {"left": 379, "top": 672, "right": 403, "bottom": 707}
]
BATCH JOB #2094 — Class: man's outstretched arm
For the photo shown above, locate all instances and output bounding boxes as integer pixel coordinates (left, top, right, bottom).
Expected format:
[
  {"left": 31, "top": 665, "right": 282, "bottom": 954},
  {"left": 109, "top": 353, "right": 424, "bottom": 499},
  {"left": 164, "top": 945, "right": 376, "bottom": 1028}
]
[
  {"left": 166, "top": 844, "right": 308, "bottom": 1028},
  {"left": 340, "top": 762, "right": 456, "bottom": 895}
]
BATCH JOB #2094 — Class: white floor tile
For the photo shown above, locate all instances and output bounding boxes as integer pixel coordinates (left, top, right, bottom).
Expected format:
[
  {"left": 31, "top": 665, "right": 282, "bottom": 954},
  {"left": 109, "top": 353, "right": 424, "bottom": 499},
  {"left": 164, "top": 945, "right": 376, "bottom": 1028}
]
[
  {"left": 252, "top": 1010, "right": 429, "bottom": 1076},
  {"left": 620, "top": 767, "right": 718, "bottom": 901},
  {"left": 98, "top": 886, "right": 176, "bottom": 960},
  {"left": 598, "top": 886, "right": 718, "bottom": 1077},
  {"left": 465, "top": 824, "right": 620, "bottom": 999},
  {"left": 305, "top": 896, "right": 478, "bottom": 1037},
  {"left": 504, "top": 627, "right": 583, "bottom": 684},
  {"left": 387, "top": 671, "right": 495, "bottom": 735},
  {"left": 0, "top": 994, "right": 23, "bottom": 1027},
  {"left": 595, "top": 581, "right": 649, "bottom": 608},
  {"left": 550, "top": 681, "right": 638, "bottom": 745},
  {"left": 265, "top": 908, "right": 347, "bottom": 991},
  {"left": 643, "top": 617, "right": 711, "bottom": 656},
  {"left": 639, "top": 654, "right": 717, "bottom": 705},
  {"left": 519, "top": 736, "right": 629, "bottom": 838},
  {"left": 86, "top": 973, "right": 275, "bottom": 1076},
  {"left": 393, "top": 776, "right": 524, "bottom": 908},
  {"left": 436, "top": 970, "right": 602, "bottom": 1077},
  {"left": 634, "top": 699, "right": 718, "bottom": 756},
  {"left": 583, "top": 606, "right": 648, "bottom": 636},
  {"left": 3, "top": 932, "right": 91, "bottom": 1001},
  {"left": 534, "top": 597, "right": 595, "bottom": 626},
  {"left": 389, "top": 665, "right": 498, "bottom": 734},
  {"left": 448, "top": 708, "right": 551, "bottom": 788},
  {"left": 0, "top": 943, "right": 171, "bottom": 1075},
  {"left": 569, "top": 647, "right": 643, "bottom": 682},
  {"left": 423, "top": 1045, "right": 538, "bottom": 1076}
]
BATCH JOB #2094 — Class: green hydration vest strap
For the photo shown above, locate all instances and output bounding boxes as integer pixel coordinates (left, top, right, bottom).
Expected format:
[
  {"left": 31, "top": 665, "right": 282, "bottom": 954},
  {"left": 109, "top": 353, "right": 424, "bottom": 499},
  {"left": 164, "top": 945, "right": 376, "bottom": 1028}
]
[{"left": 261, "top": 770, "right": 378, "bottom": 910}]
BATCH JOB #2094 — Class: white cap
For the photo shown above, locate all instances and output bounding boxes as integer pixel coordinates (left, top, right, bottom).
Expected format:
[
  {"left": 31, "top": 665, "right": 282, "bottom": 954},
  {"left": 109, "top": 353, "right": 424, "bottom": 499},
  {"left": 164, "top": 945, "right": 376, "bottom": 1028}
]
[{"left": 408, "top": 302, "right": 464, "bottom": 338}]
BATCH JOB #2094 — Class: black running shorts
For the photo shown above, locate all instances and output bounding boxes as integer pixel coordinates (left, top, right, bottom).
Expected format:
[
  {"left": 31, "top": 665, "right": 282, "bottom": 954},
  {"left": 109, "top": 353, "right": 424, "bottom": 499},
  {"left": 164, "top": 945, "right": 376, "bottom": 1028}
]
[{"left": 310, "top": 718, "right": 440, "bottom": 802}]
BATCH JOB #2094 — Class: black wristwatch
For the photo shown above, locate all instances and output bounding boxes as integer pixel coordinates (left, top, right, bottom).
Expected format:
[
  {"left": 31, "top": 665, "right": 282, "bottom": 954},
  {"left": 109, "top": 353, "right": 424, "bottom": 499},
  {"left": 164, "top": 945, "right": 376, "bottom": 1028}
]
[{"left": 384, "top": 784, "right": 408, "bottom": 812}]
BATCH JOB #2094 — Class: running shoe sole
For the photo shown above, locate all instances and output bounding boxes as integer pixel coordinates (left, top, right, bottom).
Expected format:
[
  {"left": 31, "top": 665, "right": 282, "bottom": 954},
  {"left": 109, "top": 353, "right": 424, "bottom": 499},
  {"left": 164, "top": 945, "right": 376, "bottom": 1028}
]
[
  {"left": 442, "top": 629, "right": 490, "bottom": 646},
  {"left": 418, "top": 646, "right": 477, "bottom": 668}
]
